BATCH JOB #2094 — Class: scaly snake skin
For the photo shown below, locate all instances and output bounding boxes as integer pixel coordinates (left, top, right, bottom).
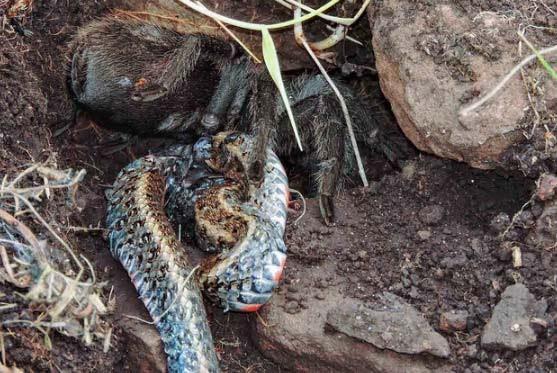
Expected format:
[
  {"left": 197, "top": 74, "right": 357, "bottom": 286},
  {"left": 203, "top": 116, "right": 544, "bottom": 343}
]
[{"left": 106, "top": 133, "right": 288, "bottom": 372}]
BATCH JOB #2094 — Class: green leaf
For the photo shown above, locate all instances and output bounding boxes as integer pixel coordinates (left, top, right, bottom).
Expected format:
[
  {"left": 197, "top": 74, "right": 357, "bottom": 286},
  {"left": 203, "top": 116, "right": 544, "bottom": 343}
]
[
  {"left": 519, "top": 33, "right": 557, "bottom": 81},
  {"left": 43, "top": 331, "right": 52, "bottom": 350},
  {"left": 535, "top": 52, "right": 557, "bottom": 81},
  {"left": 261, "top": 28, "right": 303, "bottom": 151}
]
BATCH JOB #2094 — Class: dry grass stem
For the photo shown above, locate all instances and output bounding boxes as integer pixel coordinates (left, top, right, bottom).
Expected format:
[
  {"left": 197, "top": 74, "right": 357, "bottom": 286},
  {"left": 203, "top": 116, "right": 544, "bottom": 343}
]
[
  {"left": 460, "top": 44, "right": 557, "bottom": 117},
  {"left": 0, "top": 162, "right": 111, "bottom": 350},
  {"left": 294, "top": 7, "right": 368, "bottom": 187}
]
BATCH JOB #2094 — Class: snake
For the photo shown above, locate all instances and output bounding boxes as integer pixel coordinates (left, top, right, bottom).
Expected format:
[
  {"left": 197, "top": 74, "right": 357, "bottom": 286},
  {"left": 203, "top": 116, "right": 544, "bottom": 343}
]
[{"left": 106, "top": 132, "right": 289, "bottom": 372}]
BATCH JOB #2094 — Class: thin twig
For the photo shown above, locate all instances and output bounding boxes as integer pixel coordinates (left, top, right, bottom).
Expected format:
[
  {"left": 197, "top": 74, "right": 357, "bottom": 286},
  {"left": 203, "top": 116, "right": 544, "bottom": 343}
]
[
  {"left": 11, "top": 194, "right": 86, "bottom": 278},
  {"left": 0, "top": 245, "right": 29, "bottom": 288},
  {"left": 0, "top": 208, "right": 45, "bottom": 260},
  {"left": 460, "top": 44, "right": 557, "bottom": 116},
  {"left": 326, "top": 24, "right": 362, "bottom": 46},
  {"left": 294, "top": 7, "right": 368, "bottom": 187},
  {"left": 213, "top": 18, "right": 262, "bottom": 63},
  {"left": 276, "top": 0, "right": 372, "bottom": 26},
  {"left": 288, "top": 188, "right": 306, "bottom": 224}
]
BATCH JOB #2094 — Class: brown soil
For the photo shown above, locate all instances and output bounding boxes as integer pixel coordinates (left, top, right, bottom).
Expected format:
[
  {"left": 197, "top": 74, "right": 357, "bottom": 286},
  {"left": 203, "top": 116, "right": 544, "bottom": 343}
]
[
  {"left": 0, "top": 0, "right": 555, "bottom": 372},
  {"left": 284, "top": 157, "right": 555, "bottom": 371}
]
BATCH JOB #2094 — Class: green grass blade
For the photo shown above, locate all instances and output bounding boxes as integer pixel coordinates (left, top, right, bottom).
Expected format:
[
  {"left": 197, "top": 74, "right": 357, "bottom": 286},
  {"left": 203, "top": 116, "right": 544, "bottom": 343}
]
[
  {"left": 177, "top": 0, "right": 340, "bottom": 31},
  {"left": 532, "top": 49, "right": 557, "bottom": 80},
  {"left": 518, "top": 33, "right": 557, "bottom": 80},
  {"left": 261, "top": 28, "right": 303, "bottom": 151}
]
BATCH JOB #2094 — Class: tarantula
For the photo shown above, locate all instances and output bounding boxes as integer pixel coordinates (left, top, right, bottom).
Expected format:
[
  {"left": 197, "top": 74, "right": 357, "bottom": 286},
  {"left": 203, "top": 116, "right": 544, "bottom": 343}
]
[
  {"left": 66, "top": 16, "right": 252, "bottom": 137},
  {"left": 67, "top": 16, "right": 403, "bottom": 224}
]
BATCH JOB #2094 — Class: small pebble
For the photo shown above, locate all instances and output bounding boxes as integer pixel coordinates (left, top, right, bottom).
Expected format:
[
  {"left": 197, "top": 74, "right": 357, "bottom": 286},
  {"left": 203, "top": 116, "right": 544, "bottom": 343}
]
[
  {"left": 357, "top": 250, "right": 368, "bottom": 260},
  {"left": 401, "top": 162, "right": 416, "bottom": 180},
  {"left": 466, "top": 344, "right": 478, "bottom": 358},
  {"left": 434, "top": 268, "right": 445, "bottom": 279},
  {"left": 418, "top": 205, "right": 445, "bottom": 226},
  {"left": 490, "top": 213, "right": 510, "bottom": 234},
  {"left": 471, "top": 238, "right": 482, "bottom": 254},
  {"left": 417, "top": 230, "right": 432, "bottom": 240},
  {"left": 439, "top": 310, "right": 469, "bottom": 332},
  {"left": 390, "top": 282, "right": 403, "bottom": 292},
  {"left": 285, "top": 301, "right": 300, "bottom": 314},
  {"left": 315, "top": 293, "right": 326, "bottom": 300},
  {"left": 285, "top": 292, "right": 302, "bottom": 302}
]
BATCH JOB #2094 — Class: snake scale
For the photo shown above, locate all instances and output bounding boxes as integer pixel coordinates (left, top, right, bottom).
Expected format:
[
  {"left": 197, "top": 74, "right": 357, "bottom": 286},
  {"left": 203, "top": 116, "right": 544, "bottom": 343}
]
[{"left": 106, "top": 133, "right": 289, "bottom": 372}]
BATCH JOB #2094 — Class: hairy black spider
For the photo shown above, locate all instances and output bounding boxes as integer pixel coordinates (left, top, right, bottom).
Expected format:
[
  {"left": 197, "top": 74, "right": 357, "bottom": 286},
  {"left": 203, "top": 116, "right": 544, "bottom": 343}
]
[
  {"left": 66, "top": 16, "right": 250, "bottom": 138},
  {"left": 231, "top": 73, "right": 407, "bottom": 224},
  {"left": 66, "top": 16, "right": 406, "bottom": 224}
]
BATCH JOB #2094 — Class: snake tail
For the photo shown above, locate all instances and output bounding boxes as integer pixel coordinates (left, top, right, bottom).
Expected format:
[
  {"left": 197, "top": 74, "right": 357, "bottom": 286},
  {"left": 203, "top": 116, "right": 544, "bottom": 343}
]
[{"left": 106, "top": 155, "right": 220, "bottom": 373}]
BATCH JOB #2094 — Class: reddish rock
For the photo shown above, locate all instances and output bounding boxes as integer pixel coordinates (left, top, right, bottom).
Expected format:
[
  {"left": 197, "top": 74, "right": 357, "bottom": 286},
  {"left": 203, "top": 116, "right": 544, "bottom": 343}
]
[
  {"left": 120, "top": 318, "right": 166, "bottom": 373},
  {"left": 481, "top": 284, "right": 547, "bottom": 351},
  {"left": 439, "top": 311, "right": 468, "bottom": 332},
  {"left": 535, "top": 173, "right": 557, "bottom": 201},
  {"left": 370, "top": 1, "right": 530, "bottom": 169},
  {"left": 252, "top": 263, "right": 452, "bottom": 372}
]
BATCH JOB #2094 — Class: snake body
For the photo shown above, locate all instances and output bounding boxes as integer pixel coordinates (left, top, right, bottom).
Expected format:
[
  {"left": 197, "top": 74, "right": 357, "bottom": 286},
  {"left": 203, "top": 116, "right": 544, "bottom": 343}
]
[{"left": 106, "top": 133, "right": 288, "bottom": 372}]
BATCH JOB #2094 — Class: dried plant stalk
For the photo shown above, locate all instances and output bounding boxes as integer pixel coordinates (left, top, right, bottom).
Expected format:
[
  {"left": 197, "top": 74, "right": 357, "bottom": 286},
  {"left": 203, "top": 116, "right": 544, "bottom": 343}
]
[{"left": 0, "top": 161, "right": 111, "bottom": 350}]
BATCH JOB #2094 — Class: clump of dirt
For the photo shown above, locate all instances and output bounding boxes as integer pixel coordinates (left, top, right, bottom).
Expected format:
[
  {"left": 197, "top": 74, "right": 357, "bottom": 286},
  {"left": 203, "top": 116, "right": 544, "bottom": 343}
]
[{"left": 0, "top": 37, "right": 48, "bottom": 168}]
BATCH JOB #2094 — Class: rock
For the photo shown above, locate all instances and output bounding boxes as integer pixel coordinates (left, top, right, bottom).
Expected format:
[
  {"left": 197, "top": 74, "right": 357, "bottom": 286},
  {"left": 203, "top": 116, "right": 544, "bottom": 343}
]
[
  {"left": 285, "top": 292, "right": 302, "bottom": 302},
  {"left": 327, "top": 293, "right": 450, "bottom": 358},
  {"left": 470, "top": 238, "right": 483, "bottom": 255},
  {"left": 440, "top": 253, "right": 467, "bottom": 269},
  {"left": 371, "top": 1, "right": 528, "bottom": 169},
  {"left": 434, "top": 269, "right": 445, "bottom": 279},
  {"left": 284, "top": 300, "right": 300, "bottom": 314},
  {"left": 527, "top": 198, "right": 557, "bottom": 249},
  {"left": 439, "top": 310, "right": 469, "bottom": 332},
  {"left": 252, "top": 263, "right": 451, "bottom": 372},
  {"left": 481, "top": 284, "right": 548, "bottom": 351},
  {"left": 315, "top": 292, "right": 326, "bottom": 300},
  {"left": 402, "top": 162, "right": 417, "bottom": 180},
  {"left": 490, "top": 213, "right": 511, "bottom": 234},
  {"left": 409, "top": 286, "right": 420, "bottom": 299},
  {"left": 119, "top": 318, "right": 167, "bottom": 373},
  {"left": 417, "top": 230, "right": 432, "bottom": 241},
  {"left": 535, "top": 173, "right": 557, "bottom": 201},
  {"left": 419, "top": 205, "right": 445, "bottom": 226},
  {"left": 496, "top": 242, "right": 514, "bottom": 262},
  {"left": 465, "top": 344, "right": 478, "bottom": 358}
]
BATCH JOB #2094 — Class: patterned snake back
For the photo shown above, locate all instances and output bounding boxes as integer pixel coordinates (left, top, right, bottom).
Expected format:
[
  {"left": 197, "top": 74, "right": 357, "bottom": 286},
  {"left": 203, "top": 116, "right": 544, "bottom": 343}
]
[{"left": 106, "top": 133, "right": 288, "bottom": 372}]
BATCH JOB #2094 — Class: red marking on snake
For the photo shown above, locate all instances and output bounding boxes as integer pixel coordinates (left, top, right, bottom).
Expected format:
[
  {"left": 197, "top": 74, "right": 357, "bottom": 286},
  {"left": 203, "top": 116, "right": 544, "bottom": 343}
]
[
  {"left": 241, "top": 304, "right": 262, "bottom": 312},
  {"left": 273, "top": 257, "right": 287, "bottom": 282}
]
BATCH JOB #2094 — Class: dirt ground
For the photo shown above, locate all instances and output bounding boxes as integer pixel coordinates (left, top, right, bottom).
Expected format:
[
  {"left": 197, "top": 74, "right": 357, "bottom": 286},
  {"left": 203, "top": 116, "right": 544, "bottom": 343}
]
[{"left": 0, "top": 0, "right": 555, "bottom": 372}]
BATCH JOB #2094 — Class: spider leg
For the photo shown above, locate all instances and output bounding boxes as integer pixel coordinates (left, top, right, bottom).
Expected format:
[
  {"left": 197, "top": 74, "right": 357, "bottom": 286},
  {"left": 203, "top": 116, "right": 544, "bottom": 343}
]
[
  {"left": 201, "top": 59, "right": 251, "bottom": 133},
  {"left": 247, "top": 68, "right": 279, "bottom": 183}
]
